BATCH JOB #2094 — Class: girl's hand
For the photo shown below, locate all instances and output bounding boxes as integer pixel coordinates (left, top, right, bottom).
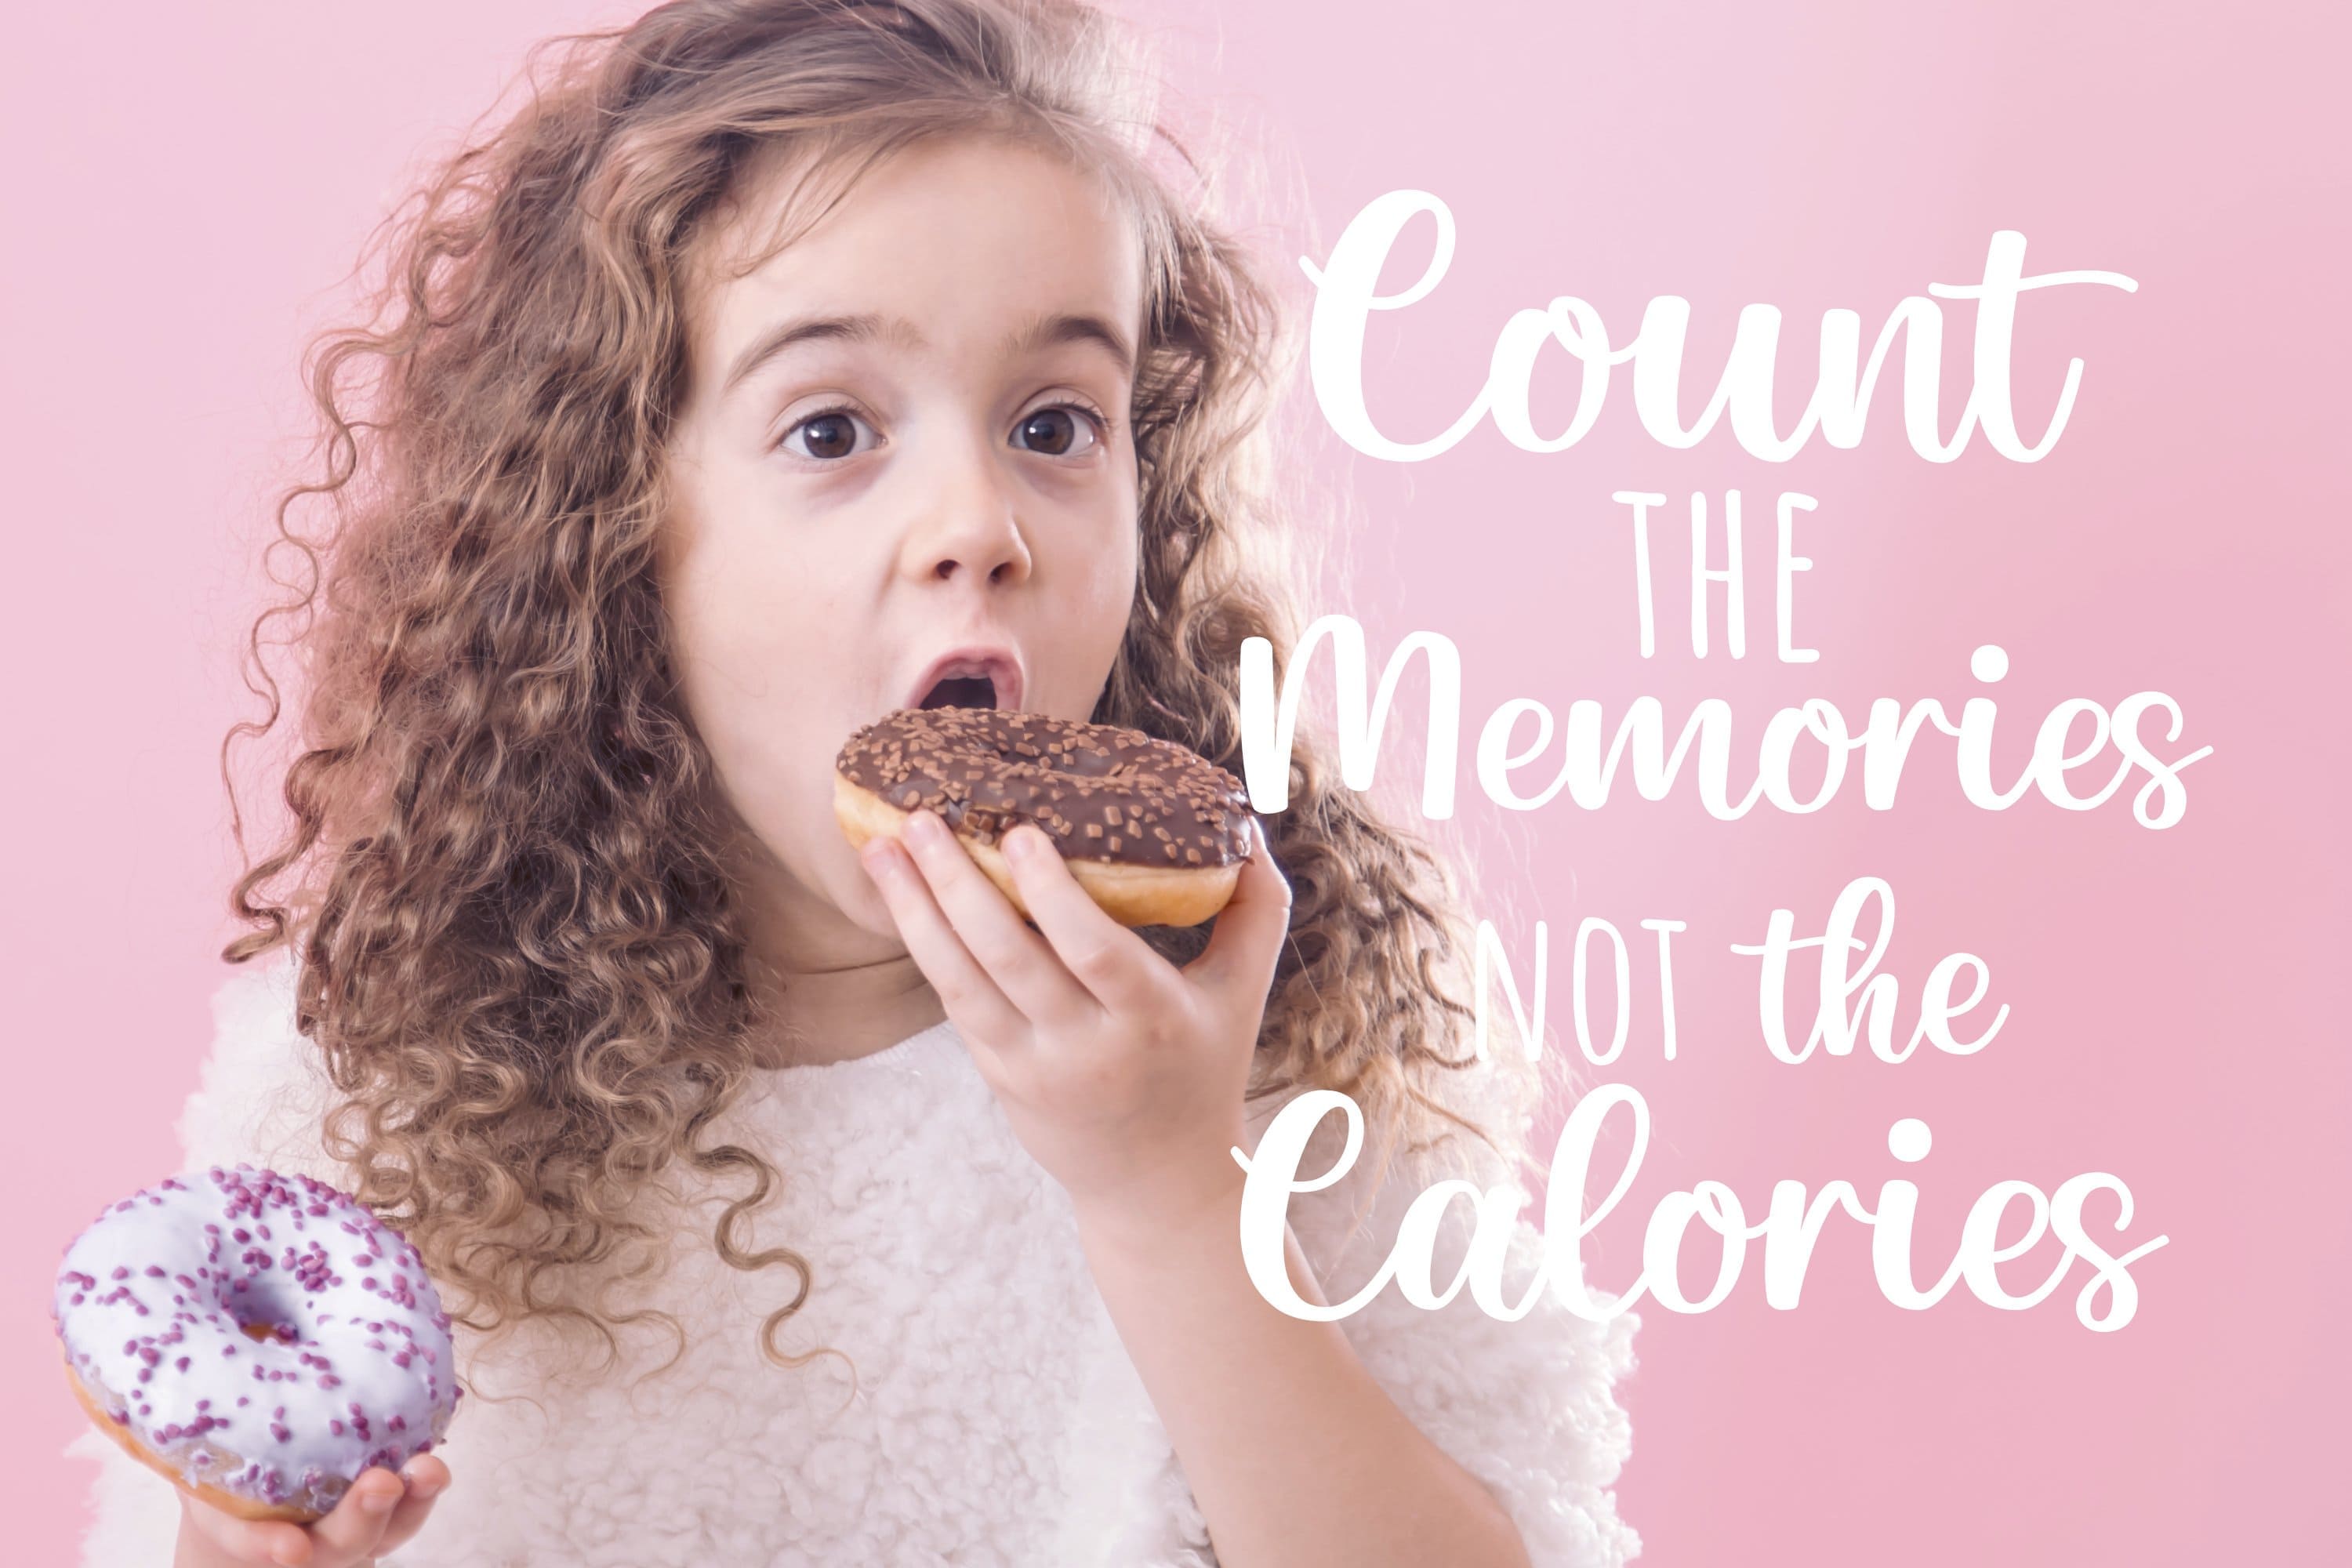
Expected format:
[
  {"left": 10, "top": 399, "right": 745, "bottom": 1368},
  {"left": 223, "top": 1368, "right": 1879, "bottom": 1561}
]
[
  {"left": 860, "top": 808, "right": 1291, "bottom": 1240},
  {"left": 176, "top": 1457, "right": 452, "bottom": 1568}
]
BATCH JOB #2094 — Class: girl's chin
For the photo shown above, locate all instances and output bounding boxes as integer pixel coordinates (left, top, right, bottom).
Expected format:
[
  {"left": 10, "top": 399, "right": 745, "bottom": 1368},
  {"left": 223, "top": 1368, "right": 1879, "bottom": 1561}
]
[{"left": 833, "top": 877, "right": 905, "bottom": 942}]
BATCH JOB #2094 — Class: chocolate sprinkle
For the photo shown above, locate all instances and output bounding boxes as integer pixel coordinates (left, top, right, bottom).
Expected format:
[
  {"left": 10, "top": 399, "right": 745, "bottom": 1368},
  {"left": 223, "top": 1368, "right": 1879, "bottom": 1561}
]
[{"left": 837, "top": 709, "right": 1254, "bottom": 869}]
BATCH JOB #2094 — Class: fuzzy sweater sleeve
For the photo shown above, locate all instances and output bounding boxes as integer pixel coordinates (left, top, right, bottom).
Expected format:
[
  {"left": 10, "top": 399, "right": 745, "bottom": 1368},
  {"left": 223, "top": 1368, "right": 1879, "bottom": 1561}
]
[
  {"left": 67, "top": 952, "right": 340, "bottom": 1567},
  {"left": 1265, "top": 1081, "right": 1644, "bottom": 1568}
]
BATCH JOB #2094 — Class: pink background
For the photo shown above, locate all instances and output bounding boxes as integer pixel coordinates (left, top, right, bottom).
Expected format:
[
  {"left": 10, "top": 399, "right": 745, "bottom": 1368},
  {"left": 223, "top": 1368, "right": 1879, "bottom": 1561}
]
[{"left": 8, "top": 2, "right": 2345, "bottom": 1563}]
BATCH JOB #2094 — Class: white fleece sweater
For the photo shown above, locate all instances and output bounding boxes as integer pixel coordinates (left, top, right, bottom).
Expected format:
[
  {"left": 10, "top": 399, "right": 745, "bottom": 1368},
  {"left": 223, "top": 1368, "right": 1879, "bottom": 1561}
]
[{"left": 65, "top": 954, "right": 1640, "bottom": 1566}]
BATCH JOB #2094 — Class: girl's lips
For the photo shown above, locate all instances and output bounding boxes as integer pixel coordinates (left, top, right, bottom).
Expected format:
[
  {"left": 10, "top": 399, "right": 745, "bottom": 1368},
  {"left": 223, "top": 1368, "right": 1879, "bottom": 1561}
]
[{"left": 902, "top": 647, "right": 1024, "bottom": 712}]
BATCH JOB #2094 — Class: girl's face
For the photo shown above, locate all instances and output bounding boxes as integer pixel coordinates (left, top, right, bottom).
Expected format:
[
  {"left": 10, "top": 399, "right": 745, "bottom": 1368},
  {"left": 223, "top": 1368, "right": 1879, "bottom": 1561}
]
[{"left": 661, "top": 135, "right": 1145, "bottom": 950}]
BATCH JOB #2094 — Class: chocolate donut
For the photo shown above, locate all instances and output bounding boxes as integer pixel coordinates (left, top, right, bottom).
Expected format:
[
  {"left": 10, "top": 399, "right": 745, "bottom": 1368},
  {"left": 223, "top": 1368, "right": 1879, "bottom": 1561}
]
[{"left": 835, "top": 709, "right": 1254, "bottom": 927}]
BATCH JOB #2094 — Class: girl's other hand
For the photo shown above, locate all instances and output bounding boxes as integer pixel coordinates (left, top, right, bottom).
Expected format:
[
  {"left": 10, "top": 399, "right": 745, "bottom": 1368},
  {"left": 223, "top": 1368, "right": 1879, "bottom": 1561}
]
[
  {"left": 176, "top": 1457, "right": 452, "bottom": 1568},
  {"left": 860, "top": 810, "right": 1291, "bottom": 1243}
]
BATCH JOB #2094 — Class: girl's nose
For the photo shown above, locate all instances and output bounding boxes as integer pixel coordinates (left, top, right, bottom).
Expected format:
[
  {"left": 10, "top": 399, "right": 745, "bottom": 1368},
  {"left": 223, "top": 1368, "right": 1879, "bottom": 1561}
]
[{"left": 899, "top": 436, "right": 1034, "bottom": 587}]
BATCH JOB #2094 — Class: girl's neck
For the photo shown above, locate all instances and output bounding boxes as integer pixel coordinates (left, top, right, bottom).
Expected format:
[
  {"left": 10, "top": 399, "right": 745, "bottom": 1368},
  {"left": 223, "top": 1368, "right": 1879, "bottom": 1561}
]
[
  {"left": 710, "top": 806, "right": 948, "bottom": 1066},
  {"left": 728, "top": 848, "right": 947, "bottom": 1067},
  {"left": 744, "top": 948, "right": 947, "bottom": 1069}
]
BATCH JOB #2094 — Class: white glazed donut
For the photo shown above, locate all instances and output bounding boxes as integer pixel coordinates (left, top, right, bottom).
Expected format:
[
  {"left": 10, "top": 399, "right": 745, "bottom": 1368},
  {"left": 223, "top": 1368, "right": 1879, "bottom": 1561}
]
[{"left": 52, "top": 1163, "right": 463, "bottom": 1522}]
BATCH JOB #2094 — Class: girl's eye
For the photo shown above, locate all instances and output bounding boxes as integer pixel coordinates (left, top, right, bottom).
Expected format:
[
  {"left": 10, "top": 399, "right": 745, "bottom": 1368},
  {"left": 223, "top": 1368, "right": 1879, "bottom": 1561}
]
[
  {"left": 781, "top": 407, "right": 879, "bottom": 462},
  {"left": 1012, "top": 405, "right": 1103, "bottom": 458}
]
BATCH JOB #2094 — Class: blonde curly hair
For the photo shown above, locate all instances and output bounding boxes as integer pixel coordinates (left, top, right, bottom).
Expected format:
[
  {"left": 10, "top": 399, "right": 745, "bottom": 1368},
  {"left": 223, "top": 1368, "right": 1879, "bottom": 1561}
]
[{"left": 223, "top": 0, "right": 1537, "bottom": 1381}]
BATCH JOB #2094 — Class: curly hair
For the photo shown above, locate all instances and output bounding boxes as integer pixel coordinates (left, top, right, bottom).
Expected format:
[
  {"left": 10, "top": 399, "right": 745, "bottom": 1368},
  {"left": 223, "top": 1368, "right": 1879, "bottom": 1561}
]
[{"left": 222, "top": 0, "right": 1539, "bottom": 1384}]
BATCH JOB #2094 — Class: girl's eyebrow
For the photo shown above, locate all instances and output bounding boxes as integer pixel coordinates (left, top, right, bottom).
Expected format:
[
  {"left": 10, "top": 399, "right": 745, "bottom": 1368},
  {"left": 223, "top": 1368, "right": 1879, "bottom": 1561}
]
[
  {"left": 721, "top": 310, "right": 1135, "bottom": 397},
  {"left": 1007, "top": 310, "right": 1137, "bottom": 380}
]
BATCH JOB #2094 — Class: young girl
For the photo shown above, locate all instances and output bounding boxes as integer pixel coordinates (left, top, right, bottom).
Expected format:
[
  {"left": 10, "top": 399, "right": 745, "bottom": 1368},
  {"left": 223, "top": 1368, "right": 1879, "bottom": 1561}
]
[{"left": 69, "top": 2, "right": 1638, "bottom": 1564}]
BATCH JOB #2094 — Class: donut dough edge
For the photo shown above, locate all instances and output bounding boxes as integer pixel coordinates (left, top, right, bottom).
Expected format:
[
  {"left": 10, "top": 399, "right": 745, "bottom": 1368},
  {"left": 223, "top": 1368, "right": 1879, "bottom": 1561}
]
[
  {"left": 64, "top": 1349, "right": 323, "bottom": 1524},
  {"left": 834, "top": 771, "right": 1243, "bottom": 929}
]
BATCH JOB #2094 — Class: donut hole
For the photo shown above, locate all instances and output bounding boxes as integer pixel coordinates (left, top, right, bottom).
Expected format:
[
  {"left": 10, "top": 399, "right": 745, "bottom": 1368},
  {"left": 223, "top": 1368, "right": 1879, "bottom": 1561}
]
[
  {"left": 918, "top": 673, "right": 997, "bottom": 710},
  {"left": 227, "top": 1283, "right": 306, "bottom": 1345}
]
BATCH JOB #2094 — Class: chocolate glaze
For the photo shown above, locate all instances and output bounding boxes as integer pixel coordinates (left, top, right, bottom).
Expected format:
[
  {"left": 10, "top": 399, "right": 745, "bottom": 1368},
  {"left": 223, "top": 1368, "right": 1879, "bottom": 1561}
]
[{"left": 837, "top": 709, "right": 1254, "bottom": 869}]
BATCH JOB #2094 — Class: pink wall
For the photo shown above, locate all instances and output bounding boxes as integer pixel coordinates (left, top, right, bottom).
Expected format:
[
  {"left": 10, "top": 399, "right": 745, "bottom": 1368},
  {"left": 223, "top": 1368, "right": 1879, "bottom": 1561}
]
[{"left": 10, "top": 2, "right": 2344, "bottom": 1563}]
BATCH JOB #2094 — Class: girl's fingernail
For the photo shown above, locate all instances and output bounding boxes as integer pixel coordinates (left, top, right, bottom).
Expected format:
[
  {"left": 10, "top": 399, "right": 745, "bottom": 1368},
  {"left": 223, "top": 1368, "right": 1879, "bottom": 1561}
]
[
  {"left": 362, "top": 1485, "right": 397, "bottom": 1513},
  {"left": 1004, "top": 827, "right": 1033, "bottom": 862}
]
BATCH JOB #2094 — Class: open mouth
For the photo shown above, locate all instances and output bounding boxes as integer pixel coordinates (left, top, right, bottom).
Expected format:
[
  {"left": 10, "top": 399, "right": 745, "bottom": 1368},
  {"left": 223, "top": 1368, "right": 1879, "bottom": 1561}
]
[
  {"left": 919, "top": 673, "right": 1000, "bottom": 710},
  {"left": 907, "top": 650, "right": 1022, "bottom": 712}
]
